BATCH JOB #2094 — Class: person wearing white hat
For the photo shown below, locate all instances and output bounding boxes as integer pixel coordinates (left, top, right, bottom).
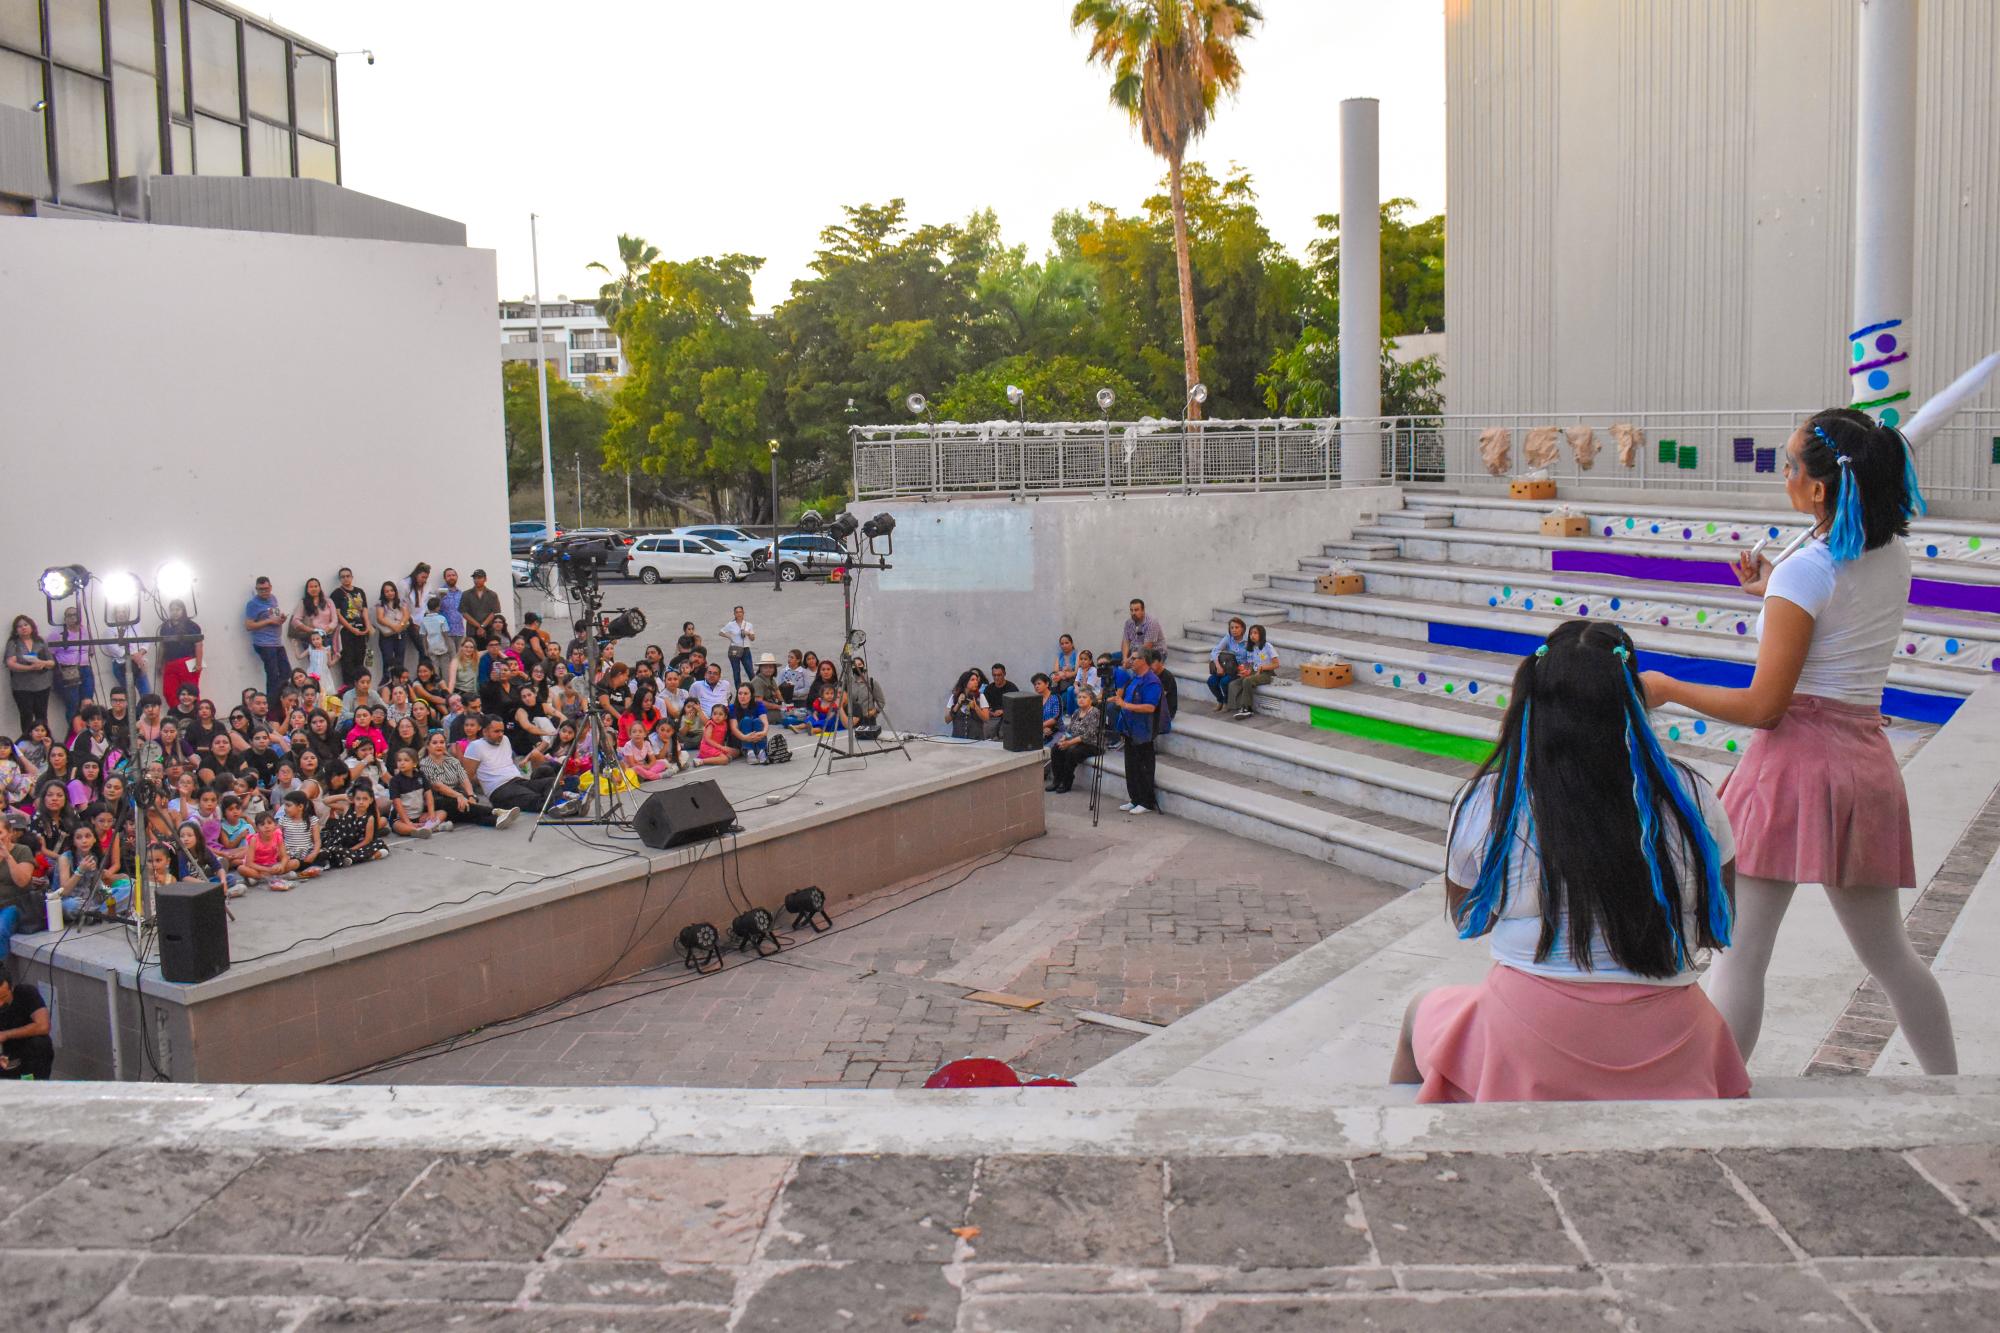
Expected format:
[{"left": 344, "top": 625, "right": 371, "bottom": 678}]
[{"left": 749, "top": 652, "right": 782, "bottom": 706}]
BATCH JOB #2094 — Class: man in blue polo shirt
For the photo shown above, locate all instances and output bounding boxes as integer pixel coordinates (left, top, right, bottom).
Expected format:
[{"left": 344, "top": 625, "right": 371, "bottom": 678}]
[
  {"left": 244, "top": 576, "right": 289, "bottom": 704},
  {"left": 1116, "top": 651, "right": 1162, "bottom": 815}
]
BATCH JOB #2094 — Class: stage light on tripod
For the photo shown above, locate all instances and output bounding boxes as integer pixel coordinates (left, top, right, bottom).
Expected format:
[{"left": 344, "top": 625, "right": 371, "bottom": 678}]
[
  {"left": 39, "top": 565, "right": 88, "bottom": 600},
  {"left": 784, "top": 886, "right": 831, "bottom": 933},
  {"left": 730, "top": 907, "right": 779, "bottom": 956},
  {"left": 827, "top": 512, "right": 860, "bottom": 544},
  {"left": 861, "top": 513, "right": 896, "bottom": 541},
  {"left": 678, "top": 921, "right": 722, "bottom": 972},
  {"left": 602, "top": 608, "right": 647, "bottom": 640},
  {"left": 796, "top": 509, "right": 824, "bottom": 534},
  {"left": 100, "top": 571, "right": 141, "bottom": 627},
  {"left": 905, "top": 392, "right": 927, "bottom": 416}
]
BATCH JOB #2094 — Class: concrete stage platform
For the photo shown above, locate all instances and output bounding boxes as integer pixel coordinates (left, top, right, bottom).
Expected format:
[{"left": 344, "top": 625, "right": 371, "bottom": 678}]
[{"left": 11, "top": 740, "right": 1044, "bottom": 1084}]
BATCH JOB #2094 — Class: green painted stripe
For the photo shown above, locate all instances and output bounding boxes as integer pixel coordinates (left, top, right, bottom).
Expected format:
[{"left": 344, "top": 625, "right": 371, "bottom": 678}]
[
  {"left": 1308, "top": 705, "right": 1496, "bottom": 765},
  {"left": 1848, "top": 389, "right": 1912, "bottom": 411}
]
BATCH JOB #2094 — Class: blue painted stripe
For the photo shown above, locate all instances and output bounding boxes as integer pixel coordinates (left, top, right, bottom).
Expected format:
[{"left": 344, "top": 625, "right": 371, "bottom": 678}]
[
  {"left": 1425, "top": 621, "right": 1961, "bottom": 725},
  {"left": 1849, "top": 318, "right": 1903, "bottom": 338}
]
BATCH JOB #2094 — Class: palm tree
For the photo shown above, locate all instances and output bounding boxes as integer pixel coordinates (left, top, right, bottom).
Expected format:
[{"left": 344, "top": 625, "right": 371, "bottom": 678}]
[
  {"left": 1071, "top": 0, "right": 1260, "bottom": 419},
  {"left": 585, "top": 233, "right": 660, "bottom": 324}
]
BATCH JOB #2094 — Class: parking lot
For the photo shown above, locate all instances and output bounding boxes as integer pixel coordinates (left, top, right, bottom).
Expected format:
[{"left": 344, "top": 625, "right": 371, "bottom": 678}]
[{"left": 512, "top": 562, "right": 849, "bottom": 664}]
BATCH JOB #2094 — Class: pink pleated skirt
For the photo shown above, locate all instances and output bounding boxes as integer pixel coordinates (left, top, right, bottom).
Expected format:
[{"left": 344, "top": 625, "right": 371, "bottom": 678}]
[
  {"left": 1719, "top": 694, "right": 1916, "bottom": 890},
  {"left": 1412, "top": 964, "right": 1750, "bottom": 1104}
]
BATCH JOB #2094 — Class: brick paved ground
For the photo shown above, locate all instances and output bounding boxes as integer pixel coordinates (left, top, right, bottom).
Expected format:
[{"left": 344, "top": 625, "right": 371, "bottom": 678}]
[
  {"left": 350, "top": 800, "right": 1402, "bottom": 1088},
  {"left": 16, "top": 1140, "right": 2000, "bottom": 1329}
]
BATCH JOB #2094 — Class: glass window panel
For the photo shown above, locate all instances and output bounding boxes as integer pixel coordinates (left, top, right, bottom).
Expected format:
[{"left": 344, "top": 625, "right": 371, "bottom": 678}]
[
  {"left": 168, "top": 114, "right": 188, "bottom": 172},
  {"left": 242, "top": 23, "right": 283, "bottom": 121},
  {"left": 162, "top": 0, "right": 181, "bottom": 115},
  {"left": 292, "top": 49, "right": 329, "bottom": 138},
  {"left": 112, "top": 63, "right": 156, "bottom": 175},
  {"left": 0, "top": 48, "right": 40, "bottom": 110},
  {"left": 53, "top": 66, "right": 110, "bottom": 206},
  {"left": 49, "top": 0, "right": 103, "bottom": 73},
  {"left": 295, "top": 131, "right": 333, "bottom": 182},
  {"left": 247, "top": 115, "right": 285, "bottom": 175},
  {"left": 188, "top": 1, "right": 235, "bottom": 119},
  {"left": 0, "top": 0, "right": 40, "bottom": 53},
  {"left": 192, "top": 109, "right": 238, "bottom": 174},
  {"left": 107, "top": 0, "right": 155, "bottom": 71}
]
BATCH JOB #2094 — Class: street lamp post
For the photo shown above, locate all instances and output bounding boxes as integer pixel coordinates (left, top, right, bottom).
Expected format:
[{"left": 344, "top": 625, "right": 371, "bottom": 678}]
[{"left": 768, "top": 438, "right": 782, "bottom": 594}]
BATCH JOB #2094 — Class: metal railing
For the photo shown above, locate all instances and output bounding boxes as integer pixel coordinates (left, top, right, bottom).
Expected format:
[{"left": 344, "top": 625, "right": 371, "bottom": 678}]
[{"left": 851, "top": 409, "right": 2000, "bottom": 506}]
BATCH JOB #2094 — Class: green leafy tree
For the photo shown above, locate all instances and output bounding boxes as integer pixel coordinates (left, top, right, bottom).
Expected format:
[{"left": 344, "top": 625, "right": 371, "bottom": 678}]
[
  {"left": 1071, "top": 163, "right": 1303, "bottom": 418},
  {"left": 936, "top": 354, "right": 1144, "bottom": 421},
  {"left": 1071, "top": 0, "right": 1262, "bottom": 418},
  {"left": 585, "top": 233, "right": 660, "bottom": 324},
  {"left": 604, "top": 255, "right": 781, "bottom": 521},
  {"left": 499, "top": 360, "right": 610, "bottom": 494}
]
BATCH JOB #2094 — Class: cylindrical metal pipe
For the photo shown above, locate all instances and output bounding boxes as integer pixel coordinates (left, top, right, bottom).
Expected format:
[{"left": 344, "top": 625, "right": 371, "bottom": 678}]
[
  {"left": 1849, "top": 0, "right": 1918, "bottom": 427},
  {"left": 1339, "top": 97, "right": 1383, "bottom": 483}
]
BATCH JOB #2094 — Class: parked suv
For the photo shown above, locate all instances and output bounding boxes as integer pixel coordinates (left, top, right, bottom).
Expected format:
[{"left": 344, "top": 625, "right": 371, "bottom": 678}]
[
  {"left": 625, "top": 534, "right": 753, "bottom": 584},
  {"left": 508, "top": 520, "right": 562, "bottom": 555},
  {"left": 771, "top": 534, "right": 847, "bottom": 582}
]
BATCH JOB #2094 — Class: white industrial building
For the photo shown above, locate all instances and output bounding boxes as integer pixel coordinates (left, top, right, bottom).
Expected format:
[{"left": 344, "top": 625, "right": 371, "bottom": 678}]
[{"left": 498, "top": 299, "right": 625, "bottom": 386}]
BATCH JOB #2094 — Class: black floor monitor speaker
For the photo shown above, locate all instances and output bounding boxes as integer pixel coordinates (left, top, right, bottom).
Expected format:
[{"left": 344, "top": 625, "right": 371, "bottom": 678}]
[
  {"left": 156, "top": 879, "right": 230, "bottom": 984},
  {"left": 634, "top": 781, "right": 739, "bottom": 849},
  {"left": 1001, "top": 691, "right": 1044, "bottom": 752}
]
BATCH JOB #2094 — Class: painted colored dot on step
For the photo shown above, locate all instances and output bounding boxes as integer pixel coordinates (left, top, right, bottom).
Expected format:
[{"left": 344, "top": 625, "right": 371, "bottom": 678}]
[
  {"left": 1731, "top": 531, "right": 1741, "bottom": 541},
  {"left": 1694, "top": 720, "right": 1708, "bottom": 735},
  {"left": 1667, "top": 725, "right": 1681, "bottom": 741},
  {"left": 1578, "top": 604, "right": 1590, "bottom": 616},
  {"left": 1971, "top": 537, "right": 1984, "bottom": 550},
  {"left": 1489, "top": 596, "right": 1499, "bottom": 607},
  {"left": 1726, "top": 739, "right": 1739, "bottom": 752},
  {"left": 1523, "top": 599, "right": 1535, "bottom": 610},
  {"left": 1496, "top": 693, "right": 1507, "bottom": 707},
  {"left": 1502, "top": 585, "right": 1512, "bottom": 598},
  {"left": 1445, "top": 683, "right": 1455, "bottom": 693},
  {"left": 1610, "top": 598, "right": 1622, "bottom": 610},
  {"left": 1417, "top": 672, "right": 1429, "bottom": 684},
  {"left": 1626, "top": 518, "right": 1636, "bottom": 529},
  {"left": 1468, "top": 681, "right": 1480, "bottom": 694},
  {"left": 1683, "top": 528, "right": 1693, "bottom": 539},
  {"left": 1768, "top": 526, "right": 1780, "bottom": 538},
  {"left": 1735, "top": 622, "right": 1747, "bottom": 635},
  {"left": 1660, "top": 616, "right": 1671, "bottom": 626},
  {"left": 1946, "top": 639, "right": 1961, "bottom": 655},
  {"left": 1706, "top": 523, "right": 1718, "bottom": 534},
  {"left": 1906, "top": 644, "right": 1918, "bottom": 654},
  {"left": 1553, "top": 596, "right": 1564, "bottom": 607},
  {"left": 1392, "top": 675, "right": 1403, "bottom": 686},
  {"left": 1651, "top": 524, "right": 1661, "bottom": 534},
  {"left": 1696, "top": 610, "right": 1708, "bottom": 624},
  {"left": 1373, "top": 663, "right": 1384, "bottom": 674},
  {"left": 1604, "top": 525, "right": 1614, "bottom": 536},
  {"left": 1927, "top": 545, "right": 1939, "bottom": 558}
]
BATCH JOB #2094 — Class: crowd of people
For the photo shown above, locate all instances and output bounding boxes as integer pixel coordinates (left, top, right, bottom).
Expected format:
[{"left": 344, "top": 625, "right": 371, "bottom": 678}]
[{"left": 0, "top": 565, "right": 894, "bottom": 1064}]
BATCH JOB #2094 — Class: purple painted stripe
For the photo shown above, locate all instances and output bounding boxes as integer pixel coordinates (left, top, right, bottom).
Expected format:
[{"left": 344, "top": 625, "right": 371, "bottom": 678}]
[
  {"left": 1551, "top": 548, "right": 2000, "bottom": 614},
  {"left": 1912, "top": 576, "right": 2000, "bottom": 616},
  {"left": 1551, "top": 549, "right": 1740, "bottom": 587},
  {"left": 1849, "top": 351, "right": 1910, "bottom": 375}
]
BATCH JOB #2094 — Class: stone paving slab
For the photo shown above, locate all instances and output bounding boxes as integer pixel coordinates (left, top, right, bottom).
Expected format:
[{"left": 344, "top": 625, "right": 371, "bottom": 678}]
[{"left": 6, "top": 1141, "right": 1999, "bottom": 1329}]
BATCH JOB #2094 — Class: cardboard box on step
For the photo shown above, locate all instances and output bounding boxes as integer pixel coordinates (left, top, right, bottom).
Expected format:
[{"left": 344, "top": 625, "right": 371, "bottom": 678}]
[
  {"left": 1540, "top": 513, "right": 1589, "bottom": 537},
  {"left": 1300, "top": 661, "right": 1353, "bottom": 689},
  {"left": 1511, "top": 479, "right": 1557, "bottom": 501},
  {"left": 1315, "top": 572, "right": 1364, "bottom": 595}
]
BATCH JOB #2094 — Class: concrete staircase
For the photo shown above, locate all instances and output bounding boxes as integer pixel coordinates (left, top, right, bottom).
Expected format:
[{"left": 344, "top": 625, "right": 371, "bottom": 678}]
[{"left": 1124, "top": 491, "right": 2000, "bottom": 889}]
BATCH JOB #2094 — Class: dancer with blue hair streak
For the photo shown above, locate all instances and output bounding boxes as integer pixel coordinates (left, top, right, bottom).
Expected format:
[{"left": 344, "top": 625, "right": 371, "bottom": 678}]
[
  {"left": 1391, "top": 619, "right": 1745, "bottom": 1103},
  {"left": 1642, "top": 408, "right": 1955, "bottom": 1075}
]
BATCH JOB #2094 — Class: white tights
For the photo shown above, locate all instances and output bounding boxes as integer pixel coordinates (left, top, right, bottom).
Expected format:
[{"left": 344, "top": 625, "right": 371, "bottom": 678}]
[{"left": 1707, "top": 875, "right": 1957, "bottom": 1075}]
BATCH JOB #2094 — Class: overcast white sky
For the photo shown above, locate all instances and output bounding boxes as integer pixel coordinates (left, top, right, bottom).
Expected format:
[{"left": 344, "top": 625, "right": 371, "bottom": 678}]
[{"left": 259, "top": 0, "right": 1445, "bottom": 310}]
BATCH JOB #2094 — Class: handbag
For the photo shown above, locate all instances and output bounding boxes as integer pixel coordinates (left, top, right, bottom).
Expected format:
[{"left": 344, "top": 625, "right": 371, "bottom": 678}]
[
  {"left": 766, "top": 731, "right": 792, "bottom": 764},
  {"left": 1215, "top": 650, "right": 1239, "bottom": 676}
]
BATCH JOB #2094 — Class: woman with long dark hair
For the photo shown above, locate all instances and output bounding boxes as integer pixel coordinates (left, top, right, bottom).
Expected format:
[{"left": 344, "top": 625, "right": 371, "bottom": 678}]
[
  {"left": 373, "top": 582, "right": 410, "bottom": 678},
  {"left": 5, "top": 615, "right": 54, "bottom": 733},
  {"left": 1393, "top": 619, "right": 1743, "bottom": 1102},
  {"left": 1643, "top": 408, "right": 1954, "bottom": 1073}
]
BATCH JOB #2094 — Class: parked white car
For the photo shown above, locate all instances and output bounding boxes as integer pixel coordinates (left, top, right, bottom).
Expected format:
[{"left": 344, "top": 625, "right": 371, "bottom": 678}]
[
  {"left": 625, "top": 534, "right": 754, "bottom": 584},
  {"left": 667, "top": 525, "right": 770, "bottom": 568}
]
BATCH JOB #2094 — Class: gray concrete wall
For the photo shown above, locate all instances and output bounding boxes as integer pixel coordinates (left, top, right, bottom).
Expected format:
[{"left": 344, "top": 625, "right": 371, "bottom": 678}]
[
  {"left": 0, "top": 104, "right": 47, "bottom": 202},
  {"left": 861, "top": 486, "right": 1402, "bottom": 734},
  {"left": 145, "top": 177, "right": 466, "bottom": 246}
]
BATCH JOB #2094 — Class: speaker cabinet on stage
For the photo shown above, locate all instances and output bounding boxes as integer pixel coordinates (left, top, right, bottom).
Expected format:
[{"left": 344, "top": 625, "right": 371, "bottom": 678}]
[
  {"left": 1001, "top": 691, "right": 1044, "bottom": 752},
  {"left": 156, "top": 880, "right": 230, "bottom": 984},
  {"left": 633, "top": 781, "right": 739, "bottom": 849}
]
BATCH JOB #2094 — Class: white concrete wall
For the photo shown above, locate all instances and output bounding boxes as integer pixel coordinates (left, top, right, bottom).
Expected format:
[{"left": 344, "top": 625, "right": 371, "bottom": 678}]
[
  {"left": 1444, "top": 0, "right": 2000, "bottom": 424},
  {"left": 862, "top": 487, "right": 1402, "bottom": 734},
  {"left": 0, "top": 218, "right": 509, "bottom": 728}
]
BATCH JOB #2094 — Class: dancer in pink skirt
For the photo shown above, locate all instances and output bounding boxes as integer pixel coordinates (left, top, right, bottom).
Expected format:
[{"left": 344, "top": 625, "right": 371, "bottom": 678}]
[
  {"left": 1643, "top": 408, "right": 1955, "bottom": 1074},
  {"left": 1392, "top": 619, "right": 1746, "bottom": 1103}
]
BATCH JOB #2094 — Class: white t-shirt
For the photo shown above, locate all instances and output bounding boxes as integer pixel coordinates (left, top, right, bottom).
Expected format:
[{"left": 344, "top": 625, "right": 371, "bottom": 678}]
[
  {"left": 462, "top": 736, "right": 523, "bottom": 798},
  {"left": 1758, "top": 537, "right": 1910, "bottom": 707},
  {"left": 1447, "top": 769, "right": 1735, "bottom": 986},
  {"left": 718, "top": 620, "right": 755, "bottom": 651}
]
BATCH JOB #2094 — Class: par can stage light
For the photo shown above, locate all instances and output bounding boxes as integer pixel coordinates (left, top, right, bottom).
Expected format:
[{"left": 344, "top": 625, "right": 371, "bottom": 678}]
[
  {"left": 678, "top": 921, "right": 722, "bottom": 972},
  {"left": 784, "top": 886, "right": 831, "bottom": 933},
  {"left": 730, "top": 907, "right": 779, "bottom": 956}
]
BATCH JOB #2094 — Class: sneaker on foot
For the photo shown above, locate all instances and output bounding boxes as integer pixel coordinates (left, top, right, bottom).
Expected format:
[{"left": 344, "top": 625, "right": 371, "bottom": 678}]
[
  {"left": 268, "top": 878, "right": 293, "bottom": 892},
  {"left": 410, "top": 825, "right": 433, "bottom": 839},
  {"left": 1118, "top": 802, "right": 1137, "bottom": 813},
  {"left": 300, "top": 865, "right": 324, "bottom": 879},
  {"left": 1129, "top": 805, "right": 1152, "bottom": 815},
  {"left": 494, "top": 806, "right": 520, "bottom": 829},
  {"left": 372, "top": 847, "right": 390, "bottom": 861},
  {"left": 1233, "top": 709, "right": 1254, "bottom": 719},
  {"left": 224, "top": 883, "right": 247, "bottom": 899},
  {"left": 434, "top": 820, "right": 453, "bottom": 834}
]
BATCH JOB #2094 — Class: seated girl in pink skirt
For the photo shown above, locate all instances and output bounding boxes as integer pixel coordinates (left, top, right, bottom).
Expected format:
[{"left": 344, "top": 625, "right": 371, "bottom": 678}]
[{"left": 1392, "top": 619, "right": 1746, "bottom": 1103}]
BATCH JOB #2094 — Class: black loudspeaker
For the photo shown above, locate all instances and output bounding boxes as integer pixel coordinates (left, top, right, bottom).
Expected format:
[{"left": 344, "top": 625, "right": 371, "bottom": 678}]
[
  {"left": 156, "top": 879, "right": 230, "bottom": 984},
  {"left": 633, "top": 781, "right": 739, "bottom": 849},
  {"left": 1001, "top": 691, "right": 1044, "bottom": 752}
]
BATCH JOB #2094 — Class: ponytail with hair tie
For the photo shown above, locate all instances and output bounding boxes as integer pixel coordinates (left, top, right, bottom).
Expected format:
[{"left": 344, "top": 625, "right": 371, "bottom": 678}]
[
  {"left": 1613, "top": 646, "right": 1731, "bottom": 952},
  {"left": 1816, "top": 425, "right": 1868, "bottom": 563}
]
